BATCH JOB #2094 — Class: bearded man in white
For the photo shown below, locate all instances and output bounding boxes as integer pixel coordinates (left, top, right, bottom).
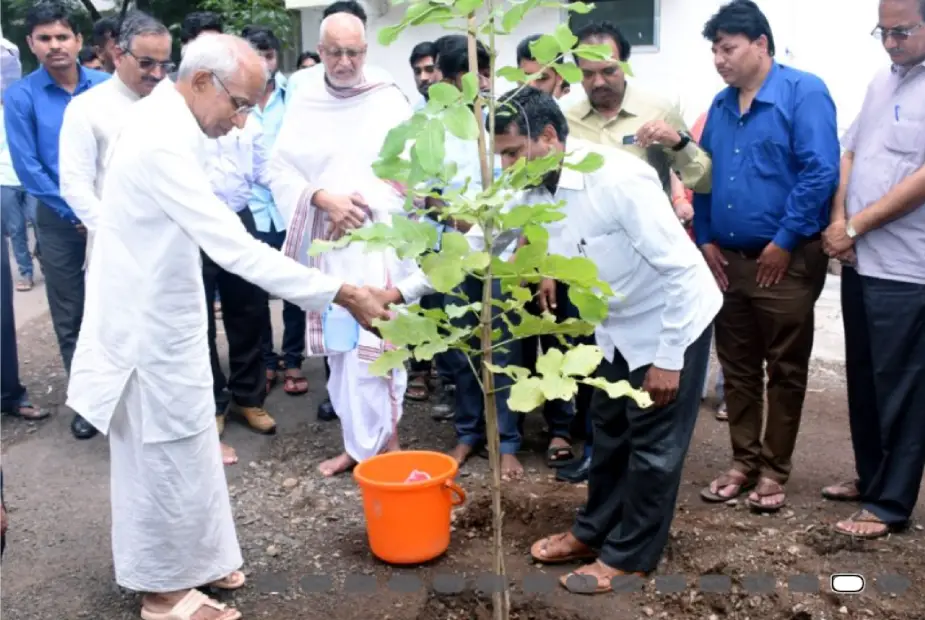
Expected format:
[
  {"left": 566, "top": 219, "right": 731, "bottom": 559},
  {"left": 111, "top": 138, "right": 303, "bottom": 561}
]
[
  {"left": 269, "top": 12, "right": 416, "bottom": 477},
  {"left": 66, "top": 34, "right": 392, "bottom": 620},
  {"left": 59, "top": 10, "right": 173, "bottom": 267}
]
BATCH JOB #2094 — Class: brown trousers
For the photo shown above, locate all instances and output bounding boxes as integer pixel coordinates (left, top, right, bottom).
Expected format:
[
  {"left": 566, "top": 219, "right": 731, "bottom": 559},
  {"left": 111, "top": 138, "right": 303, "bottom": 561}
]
[{"left": 715, "top": 239, "right": 828, "bottom": 484}]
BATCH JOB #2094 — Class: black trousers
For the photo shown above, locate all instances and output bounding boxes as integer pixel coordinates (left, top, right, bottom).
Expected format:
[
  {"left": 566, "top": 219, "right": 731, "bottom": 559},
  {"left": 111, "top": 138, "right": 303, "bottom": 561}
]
[
  {"left": 34, "top": 203, "right": 86, "bottom": 375},
  {"left": 1, "top": 234, "right": 26, "bottom": 411},
  {"left": 571, "top": 327, "right": 712, "bottom": 572},
  {"left": 203, "top": 209, "right": 269, "bottom": 411},
  {"left": 842, "top": 266, "right": 925, "bottom": 525}
]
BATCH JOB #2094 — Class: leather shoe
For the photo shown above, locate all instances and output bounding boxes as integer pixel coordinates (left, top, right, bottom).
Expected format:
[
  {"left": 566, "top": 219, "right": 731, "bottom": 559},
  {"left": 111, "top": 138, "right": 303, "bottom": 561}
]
[
  {"left": 317, "top": 399, "right": 337, "bottom": 421},
  {"left": 556, "top": 454, "right": 590, "bottom": 484},
  {"left": 71, "top": 414, "right": 97, "bottom": 439}
]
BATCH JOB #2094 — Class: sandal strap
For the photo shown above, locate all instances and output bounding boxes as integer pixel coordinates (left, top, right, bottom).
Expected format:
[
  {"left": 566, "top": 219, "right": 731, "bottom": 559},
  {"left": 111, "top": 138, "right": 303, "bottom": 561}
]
[
  {"left": 754, "top": 478, "right": 785, "bottom": 496},
  {"left": 714, "top": 470, "right": 748, "bottom": 488},
  {"left": 174, "top": 590, "right": 226, "bottom": 617},
  {"left": 848, "top": 509, "right": 884, "bottom": 524}
]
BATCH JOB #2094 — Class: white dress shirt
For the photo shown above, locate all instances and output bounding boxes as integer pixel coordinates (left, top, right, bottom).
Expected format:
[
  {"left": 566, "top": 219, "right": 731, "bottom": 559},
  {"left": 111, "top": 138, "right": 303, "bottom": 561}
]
[
  {"left": 526, "top": 139, "right": 722, "bottom": 371},
  {"left": 204, "top": 114, "right": 269, "bottom": 212},
  {"left": 66, "top": 80, "right": 344, "bottom": 443},
  {"left": 0, "top": 106, "right": 19, "bottom": 187},
  {"left": 59, "top": 73, "right": 141, "bottom": 231}
]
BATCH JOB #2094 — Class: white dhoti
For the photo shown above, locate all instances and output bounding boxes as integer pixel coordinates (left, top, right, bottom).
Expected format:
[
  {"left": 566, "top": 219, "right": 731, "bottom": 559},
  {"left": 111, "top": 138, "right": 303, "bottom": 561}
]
[{"left": 109, "top": 376, "right": 242, "bottom": 593}]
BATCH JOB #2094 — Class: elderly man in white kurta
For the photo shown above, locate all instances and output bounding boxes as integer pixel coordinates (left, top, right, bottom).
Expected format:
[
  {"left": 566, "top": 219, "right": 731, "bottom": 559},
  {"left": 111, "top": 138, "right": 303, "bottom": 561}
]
[
  {"left": 59, "top": 11, "right": 173, "bottom": 264},
  {"left": 269, "top": 12, "right": 415, "bottom": 478},
  {"left": 66, "top": 34, "right": 393, "bottom": 620}
]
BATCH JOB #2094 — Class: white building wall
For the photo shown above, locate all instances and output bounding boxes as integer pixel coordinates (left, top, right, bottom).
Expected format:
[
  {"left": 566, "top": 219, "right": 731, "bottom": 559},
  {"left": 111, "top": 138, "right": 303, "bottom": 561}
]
[{"left": 299, "top": 0, "right": 889, "bottom": 132}]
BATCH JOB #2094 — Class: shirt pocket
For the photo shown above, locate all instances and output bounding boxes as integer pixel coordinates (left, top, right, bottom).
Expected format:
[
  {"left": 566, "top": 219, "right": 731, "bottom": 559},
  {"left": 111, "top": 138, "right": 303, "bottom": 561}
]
[
  {"left": 884, "top": 119, "right": 925, "bottom": 155},
  {"left": 582, "top": 231, "right": 633, "bottom": 285},
  {"left": 750, "top": 141, "right": 791, "bottom": 177}
]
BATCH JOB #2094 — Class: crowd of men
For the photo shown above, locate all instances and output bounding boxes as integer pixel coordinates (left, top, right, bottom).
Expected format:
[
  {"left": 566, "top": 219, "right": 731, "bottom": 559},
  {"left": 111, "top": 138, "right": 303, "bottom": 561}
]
[{"left": 1, "top": 0, "right": 923, "bottom": 616}]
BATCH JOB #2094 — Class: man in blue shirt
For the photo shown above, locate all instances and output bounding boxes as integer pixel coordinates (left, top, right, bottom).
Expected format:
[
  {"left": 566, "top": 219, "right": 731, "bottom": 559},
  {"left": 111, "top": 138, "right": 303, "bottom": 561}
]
[
  {"left": 694, "top": 0, "right": 839, "bottom": 513},
  {"left": 3, "top": 1, "right": 109, "bottom": 440}
]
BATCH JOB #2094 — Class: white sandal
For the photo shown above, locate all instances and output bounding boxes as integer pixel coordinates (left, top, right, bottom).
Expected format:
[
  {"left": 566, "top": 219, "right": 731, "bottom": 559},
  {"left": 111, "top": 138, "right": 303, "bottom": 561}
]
[
  {"left": 209, "top": 570, "right": 246, "bottom": 590},
  {"left": 140, "top": 589, "right": 241, "bottom": 620}
]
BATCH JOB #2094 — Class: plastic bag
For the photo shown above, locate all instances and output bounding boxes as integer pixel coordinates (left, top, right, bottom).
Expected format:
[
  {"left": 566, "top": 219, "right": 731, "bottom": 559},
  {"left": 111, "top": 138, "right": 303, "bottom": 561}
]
[{"left": 404, "top": 469, "right": 431, "bottom": 483}]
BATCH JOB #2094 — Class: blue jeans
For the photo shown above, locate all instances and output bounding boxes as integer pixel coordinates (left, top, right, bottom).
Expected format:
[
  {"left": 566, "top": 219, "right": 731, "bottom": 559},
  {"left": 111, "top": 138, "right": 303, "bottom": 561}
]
[
  {"left": 1, "top": 186, "right": 36, "bottom": 280},
  {"left": 254, "top": 227, "right": 306, "bottom": 370},
  {"left": 449, "top": 275, "right": 523, "bottom": 455},
  {"left": 1, "top": 233, "right": 27, "bottom": 411}
]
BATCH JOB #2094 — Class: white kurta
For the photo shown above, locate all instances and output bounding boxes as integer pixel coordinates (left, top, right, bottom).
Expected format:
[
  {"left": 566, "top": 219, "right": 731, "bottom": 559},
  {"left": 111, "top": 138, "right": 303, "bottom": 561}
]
[
  {"left": 58, "top": 73, "right": 141, "bottom": 270},
  {"left": 66, "top": 80, "right": 344, "bottom": 592},
  {"left": 268, "top": 70, "right": 415, "bottom": 461}
]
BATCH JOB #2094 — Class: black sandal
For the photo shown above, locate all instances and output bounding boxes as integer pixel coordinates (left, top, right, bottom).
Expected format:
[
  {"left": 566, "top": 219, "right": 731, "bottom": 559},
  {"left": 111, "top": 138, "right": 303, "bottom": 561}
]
[{"left": 547, "top": 444, "right": 576, "bottom": 468}]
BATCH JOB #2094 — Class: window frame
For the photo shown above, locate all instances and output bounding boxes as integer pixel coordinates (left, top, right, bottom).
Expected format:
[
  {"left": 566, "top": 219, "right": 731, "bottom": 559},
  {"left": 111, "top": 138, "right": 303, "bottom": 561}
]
[{"left": 560, "top": 0, "right": 662, "bottom": 53}]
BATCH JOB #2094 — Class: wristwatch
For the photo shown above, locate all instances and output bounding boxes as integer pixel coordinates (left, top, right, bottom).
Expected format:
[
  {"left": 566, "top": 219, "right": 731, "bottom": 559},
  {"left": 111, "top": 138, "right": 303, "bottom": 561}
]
[
  {"left": 846, "top": 219, "right": 858, "bottom": 239},
  {"left": 672, "top": 131, "right": 692, "bottom": 151}
]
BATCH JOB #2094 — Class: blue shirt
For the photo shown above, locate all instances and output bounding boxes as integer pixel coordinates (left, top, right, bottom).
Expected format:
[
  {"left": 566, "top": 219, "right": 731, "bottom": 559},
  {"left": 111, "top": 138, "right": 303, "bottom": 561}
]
[
  {"left": 3, "top": 65, "right": 110, "bottom": 223},
  {"left": 692, "top": 62, "right": 840, "bottom": 252},
  {"left": 247, "top": 73, "right": 288, "bottom": 233}
]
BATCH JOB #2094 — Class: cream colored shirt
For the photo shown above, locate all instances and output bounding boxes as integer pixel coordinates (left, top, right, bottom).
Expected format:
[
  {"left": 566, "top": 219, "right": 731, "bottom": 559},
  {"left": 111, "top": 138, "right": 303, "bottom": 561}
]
[
  {"left": 565, "top": 83, "right": 712, "bottom": 194},
  {"left": 66, "top": 80, "right": 344, "bottom": 442},
  {"left": 59, "top": 73, "right": 141, "bottom": 232}
]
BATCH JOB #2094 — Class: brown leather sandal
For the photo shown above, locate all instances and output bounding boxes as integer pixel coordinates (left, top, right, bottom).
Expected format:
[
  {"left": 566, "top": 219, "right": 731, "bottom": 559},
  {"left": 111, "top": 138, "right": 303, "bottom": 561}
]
[
  {"left": 700, "top": 469, "right": 754, "bottom": 502},
  {"left": 747, "top": 477, "right": 787, "bottom": 513}
]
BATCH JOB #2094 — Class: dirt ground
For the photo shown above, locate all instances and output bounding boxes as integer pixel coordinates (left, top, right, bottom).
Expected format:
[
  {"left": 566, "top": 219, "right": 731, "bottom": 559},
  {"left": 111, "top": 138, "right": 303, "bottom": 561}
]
[{"left": 2, "top": 308, "right": 924, "bottom": 620}]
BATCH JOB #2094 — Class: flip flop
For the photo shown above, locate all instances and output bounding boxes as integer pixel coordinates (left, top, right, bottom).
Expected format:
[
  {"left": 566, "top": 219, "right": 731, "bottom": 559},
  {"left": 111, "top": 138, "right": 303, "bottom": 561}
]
[
  {"left": 547, "top": 444, "right": 576, "bottom": 468},
  {"left": 530, "top": 533, "right": 597, "bottom": 564},
  {"left": 283, "top": 374, "right": 309, "bottom": 395},
  {"left": 140, "top": 589, "right": 241, "bottom": 620},
  {"left": 746, "top": 477, "right": 787, "bottom": 513},
  {"left": 822, "top": 480, "right": 861, "bottom": 502},
  {"left": 832, "top": 509, "right": 902, "bottom": 540},
  {"left": 700, "top": 470, "right": 755, "bottom": 503},
  {"left": 209, "top": 570, "right": 246, "bottom": 590}
]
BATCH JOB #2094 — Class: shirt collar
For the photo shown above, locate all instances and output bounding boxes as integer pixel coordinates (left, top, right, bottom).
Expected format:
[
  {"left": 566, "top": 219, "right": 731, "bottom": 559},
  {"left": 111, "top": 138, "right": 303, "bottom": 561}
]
[
  {"left": 574, "top": 79, "right": 641, "bottom": 122},
  {"left": 552, "top": 139, "right": 588, "bottom": 192},
  {"left": 37, "top": 63, "right": 95, "bottom": 91},
  {"left": 891, "top": 56, "right": 925, "bottom": 78},
  {"left": 720, "top": 61, "right": 783, "bottom": 111},
  {"left": 111, "top": 72, "right": 142, "bottom": 101}
]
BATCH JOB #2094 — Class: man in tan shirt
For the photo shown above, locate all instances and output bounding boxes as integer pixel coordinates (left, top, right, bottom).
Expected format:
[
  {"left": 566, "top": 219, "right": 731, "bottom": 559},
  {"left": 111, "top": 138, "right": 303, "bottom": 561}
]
[{"left": 566, "top": 21, "right": 711, "bottom": 194}]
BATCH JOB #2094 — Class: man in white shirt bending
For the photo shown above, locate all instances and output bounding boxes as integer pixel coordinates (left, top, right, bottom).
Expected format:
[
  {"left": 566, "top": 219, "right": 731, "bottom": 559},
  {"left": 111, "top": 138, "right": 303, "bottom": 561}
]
[
  {"left": 59, "top": 10, "right": 172, "bottom": 261},
  {"left": 66, "top": 34, "right": 391, "bottom": 620},
  {"left": 495, "top": 88, "right": 721, "bottom": 590}
]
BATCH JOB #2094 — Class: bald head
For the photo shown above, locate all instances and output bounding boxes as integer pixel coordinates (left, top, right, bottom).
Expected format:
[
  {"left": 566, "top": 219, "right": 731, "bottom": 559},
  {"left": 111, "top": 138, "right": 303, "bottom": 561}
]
[
  {"left": 318, "top": 12, "right": 367, "bottom": 88},
  {"left": 176, "top": 34, "right": 268, "bottom": 138}
]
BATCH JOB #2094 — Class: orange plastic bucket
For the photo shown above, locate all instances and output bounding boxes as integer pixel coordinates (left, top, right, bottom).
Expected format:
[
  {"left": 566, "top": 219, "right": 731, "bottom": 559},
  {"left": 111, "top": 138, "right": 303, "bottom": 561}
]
[{"left": 353, "top": 450, "right": 466, "bottom": 565}]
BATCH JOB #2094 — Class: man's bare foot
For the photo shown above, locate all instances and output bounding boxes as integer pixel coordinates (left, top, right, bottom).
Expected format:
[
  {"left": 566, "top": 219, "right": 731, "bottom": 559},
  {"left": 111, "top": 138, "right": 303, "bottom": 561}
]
[
  {"left": 221, "top": 443, "right": 237, "bottom": 466},
  {"left": 501, "top": 454, "right": 524, "bottom": 481},
  {"left": 449, "top": 443, "right": 475, "bottom": 465},
  {"left": 530, "top": 531, "right": 595, "bottom": 564},
  {"left": 142, "top": 589, "right": 240, "bottom": 620},
  {"left": 560, "top": 559, "right": 645, "bottom": 594},
  {"left": 318, "top": 452, "right": 356, "bottom": 477}
]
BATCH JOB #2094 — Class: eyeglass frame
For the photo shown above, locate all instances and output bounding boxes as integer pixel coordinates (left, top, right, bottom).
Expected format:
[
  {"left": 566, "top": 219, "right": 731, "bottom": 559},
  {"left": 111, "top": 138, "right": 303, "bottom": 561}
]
[
  {"left": 319, "top": 45, "right": 367, "bottom": 60},
  {"left": 123, "top": 50, "right": 176, "bottom": 74},
  {"left": 210, "top": 72, "right": 254, "bottom": 116},
  {"left": 871, "top": 22, "right": 925, "bottom": 41}
]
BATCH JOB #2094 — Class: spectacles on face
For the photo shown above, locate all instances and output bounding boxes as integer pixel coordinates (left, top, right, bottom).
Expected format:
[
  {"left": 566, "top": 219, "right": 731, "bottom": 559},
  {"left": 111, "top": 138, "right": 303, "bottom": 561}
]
[
  {"left": 320, "top": 46, "right": 366, "bottom": 60},
  {"left": 211, "top": 72, "right": 254, "bottom": 116},
  {"left": 125, "top": 50, "right": 176, "bottom": 73},
  {"left": 871, "top": 23, "right": 925, "bottom": 41}
]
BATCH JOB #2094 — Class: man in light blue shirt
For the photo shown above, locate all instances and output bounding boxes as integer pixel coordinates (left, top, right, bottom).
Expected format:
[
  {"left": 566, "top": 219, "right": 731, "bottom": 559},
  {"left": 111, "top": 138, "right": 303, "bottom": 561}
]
[
  {"left": 3, "top": 2, "right": 109, "bottom": 440},
  {"left": 242, "top": 26, "right": 310, "bottom": 396}
]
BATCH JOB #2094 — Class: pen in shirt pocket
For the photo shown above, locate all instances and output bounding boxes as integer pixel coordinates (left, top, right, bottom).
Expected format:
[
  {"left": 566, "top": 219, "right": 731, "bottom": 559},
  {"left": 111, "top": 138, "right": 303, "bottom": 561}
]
[
  {"left": 895, "top": 105, "right": 900, "bottom": 121},
  {"left": 577, "top": 238, "right": 587, "bottom": 256}
]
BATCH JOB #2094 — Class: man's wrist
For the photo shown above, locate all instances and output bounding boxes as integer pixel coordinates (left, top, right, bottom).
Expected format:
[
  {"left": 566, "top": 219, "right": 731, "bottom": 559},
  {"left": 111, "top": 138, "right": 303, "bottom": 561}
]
[
  {"left": 333, "top": 283, "right": 359, "bottom": 307},
  {"left": 670, "top": 131, "right": 691, "bottom": 151},
  {"left": 310, "top": 188, "right": 330, "bottom": 211}
]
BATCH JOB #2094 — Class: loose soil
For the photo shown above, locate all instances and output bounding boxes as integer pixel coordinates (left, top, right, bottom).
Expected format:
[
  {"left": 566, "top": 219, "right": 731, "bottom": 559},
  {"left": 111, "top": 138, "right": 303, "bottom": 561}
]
[{"left": 2, "top": 311, "right": 924, "bottom": 620}]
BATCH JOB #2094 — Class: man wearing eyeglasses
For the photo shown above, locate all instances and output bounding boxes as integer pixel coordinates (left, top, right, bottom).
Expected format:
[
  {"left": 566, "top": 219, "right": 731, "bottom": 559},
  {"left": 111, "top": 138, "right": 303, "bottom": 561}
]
[{"left": 819, "top": 0, "right": 925, "bottom": 540}]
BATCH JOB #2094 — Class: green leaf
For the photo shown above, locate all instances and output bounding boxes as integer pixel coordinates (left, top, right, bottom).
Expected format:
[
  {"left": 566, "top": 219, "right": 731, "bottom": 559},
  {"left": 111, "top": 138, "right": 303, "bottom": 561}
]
[
  {"left": 443, "top": 104, "right": 479, "bottom": 140},
  {"left": 565, "top": 1, "right": 594, "bottom": 13},
  {"left": 568, "top": 288, "right": 608, "bottom": 323},
  {"left": 389, "top": 214, "right": 438, "bottom": 259},
  {"left": 378, "top": 24, "right": 404, "bottom": 46},
  {"left": 379, "top": 121, "right": 415, "bottom": 159},
  {"left": 553, "top": 23, "right": 578, "bottom": 51},
  {"left": 496, "top": 66, "right": 529, "bottom": 83},
  {"left": 461, "top": 72, "right": 479, "bottom": 102},
  {"left": 553, "top": 62, "right": 582, "bottom": 84},
  {"left": 560, "top": 344, "right": 603, "bottom": 377},
  {"left": 619, "top": 60, "right": 634, "bottom": 77},
  {"left": 539, "top": 374, "right": 578, "bottom": 402},
  {"left": 573, "top": 43, "right": 613, "bottom": 61},
  {"left": 463, "top": 251, "right": 490, "bottom": 271},
  {"left": 441, "top": 230, "right": 471, "bottom": 256},
  {"left": 368, "top": 348, "right": 411, "bottom": 376},
  {"left": 372, "top": 156, "right": 410, "bottom": 181},
  {"left": 581, "top": 377, "right": 654, "bottom": 409},
  {"left": 421, "top": 252, "right": 466, "bottom": 293},
  {"left": 414, "top": 339, "right": 450, "bottom": 361},
  {"left": 454, "top": 0, "right": 484, "bottom": 14},
  {"left": 510, "top": 285, "right": 533, "bottom": 303},
  {"left": 528, "top": 34, "right": 561, "bottom": 65},
  {"left": 523, "top": 223, "right": 548, "bottom": 248},
  {"left": 445, "top": 302, "right": 480, "bottom": 319},
  {"left": 508, "top": 376, "right": 546, "bottom": 412},
  {"left": 535, "top": 347, "right": 565, "bottom": 377},
  {"left": 375, "top": 311, "right": 442, "bottom": 347},
  {"left": 412, "top": 119, "right": 446, "bottom": 176},
  {"left": 484, "top": 362, "right": 532, "bottom": 382},
  {"left": 501, "top": 2, "right": 529, "bottom": 32},
  {"left": 565, "top": 151, "right": 605, "bottom": 173},
  {"left": 427, "top": 82, "right": 461, "bottom": 106}
]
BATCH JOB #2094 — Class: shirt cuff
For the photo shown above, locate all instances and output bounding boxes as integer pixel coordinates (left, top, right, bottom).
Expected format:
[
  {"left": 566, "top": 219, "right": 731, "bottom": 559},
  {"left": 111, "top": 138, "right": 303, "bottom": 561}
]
[
  {"left": 773, "top": 228, "right": 799, "bottom": 252},
  {"left": 395, "top": 269, "right": 434, "bottom": 306},
  {"left": 694, "top": 229, "right": 712, "bottom": 248},
  {"left": 653, "top": 342, "right": 686, "bottom": 372}
]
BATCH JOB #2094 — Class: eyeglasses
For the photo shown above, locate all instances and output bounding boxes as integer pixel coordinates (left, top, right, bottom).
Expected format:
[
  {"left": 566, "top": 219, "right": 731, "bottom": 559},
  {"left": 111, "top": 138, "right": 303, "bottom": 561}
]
[
  {"left": 320, "top": 46, "right": 366, "bottom": 59},
  {"left": 871, "top": 23, "right": 924, "bottom": 41},
  {"left": 210, "top": 72, "right": 254, "bottom": 116},
  {"left": 125, "top": 51, "right": 175, "bottom": 73}
]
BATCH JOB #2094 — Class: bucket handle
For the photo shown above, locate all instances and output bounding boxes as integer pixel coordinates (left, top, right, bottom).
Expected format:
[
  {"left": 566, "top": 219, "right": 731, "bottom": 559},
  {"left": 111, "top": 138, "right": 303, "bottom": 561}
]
[{"left": 445, "top": 480, "right": 466, "bottom": 506}]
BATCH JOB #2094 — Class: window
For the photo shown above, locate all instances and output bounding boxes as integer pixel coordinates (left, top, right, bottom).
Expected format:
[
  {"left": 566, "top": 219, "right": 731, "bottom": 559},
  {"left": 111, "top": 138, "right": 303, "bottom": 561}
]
[{"left": 568, "top": 0, "right": 660, "bottom": 49}]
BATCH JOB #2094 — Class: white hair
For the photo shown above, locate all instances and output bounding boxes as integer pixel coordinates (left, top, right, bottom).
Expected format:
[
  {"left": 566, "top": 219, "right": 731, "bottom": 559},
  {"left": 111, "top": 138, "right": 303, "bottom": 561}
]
[
  {"left": 177, "top": 33, "right": 268, "bottom": 83},
  {"left": 319, "top": 12, "right": 366, "bottom": 43}
]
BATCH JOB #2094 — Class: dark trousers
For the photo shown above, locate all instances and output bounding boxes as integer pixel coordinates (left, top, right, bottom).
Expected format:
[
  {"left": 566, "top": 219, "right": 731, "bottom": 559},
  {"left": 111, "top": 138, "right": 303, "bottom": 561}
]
[
  {"left": 253, "top": 226, "right": 306, "bottom": 370},
  {"left": 572, "top": 327, "right": 712, "bottom": 572},
  {"left": 450, "top": 275, "right": 523, "bottom": 454},
  {"left": 1, "top": 234, "right": 26, "bottom": 411},
  {"left": 203, "top": 208, "right": 269, "bottom": 411},
  {"left": 715, "top": 239, "right": 828, "bottom": 483},
  {"left": 34, "top": 203, "right": 86, "bottom": 375},
  {"left": 842, "top": 266, "right": 925, "bottom": 525}
]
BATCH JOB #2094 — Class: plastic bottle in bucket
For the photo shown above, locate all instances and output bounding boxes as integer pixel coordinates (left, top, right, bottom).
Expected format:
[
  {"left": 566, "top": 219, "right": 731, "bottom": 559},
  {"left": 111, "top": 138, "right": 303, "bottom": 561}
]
[{"left": 322, "top": 303, "right": 359, "bottom": 353}]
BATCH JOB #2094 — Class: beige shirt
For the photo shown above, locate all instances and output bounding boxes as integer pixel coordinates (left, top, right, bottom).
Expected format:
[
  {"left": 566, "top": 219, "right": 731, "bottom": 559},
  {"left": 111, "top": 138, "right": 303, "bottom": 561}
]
[{"left": 565, "top": 83, "right": 712, "bottom": 194}]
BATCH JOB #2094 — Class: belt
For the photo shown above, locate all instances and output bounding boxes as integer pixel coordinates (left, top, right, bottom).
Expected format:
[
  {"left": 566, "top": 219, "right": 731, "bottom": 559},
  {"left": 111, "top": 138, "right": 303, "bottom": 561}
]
[{"left": 720, "top": 233, "right": 821, "bottom": 259}]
